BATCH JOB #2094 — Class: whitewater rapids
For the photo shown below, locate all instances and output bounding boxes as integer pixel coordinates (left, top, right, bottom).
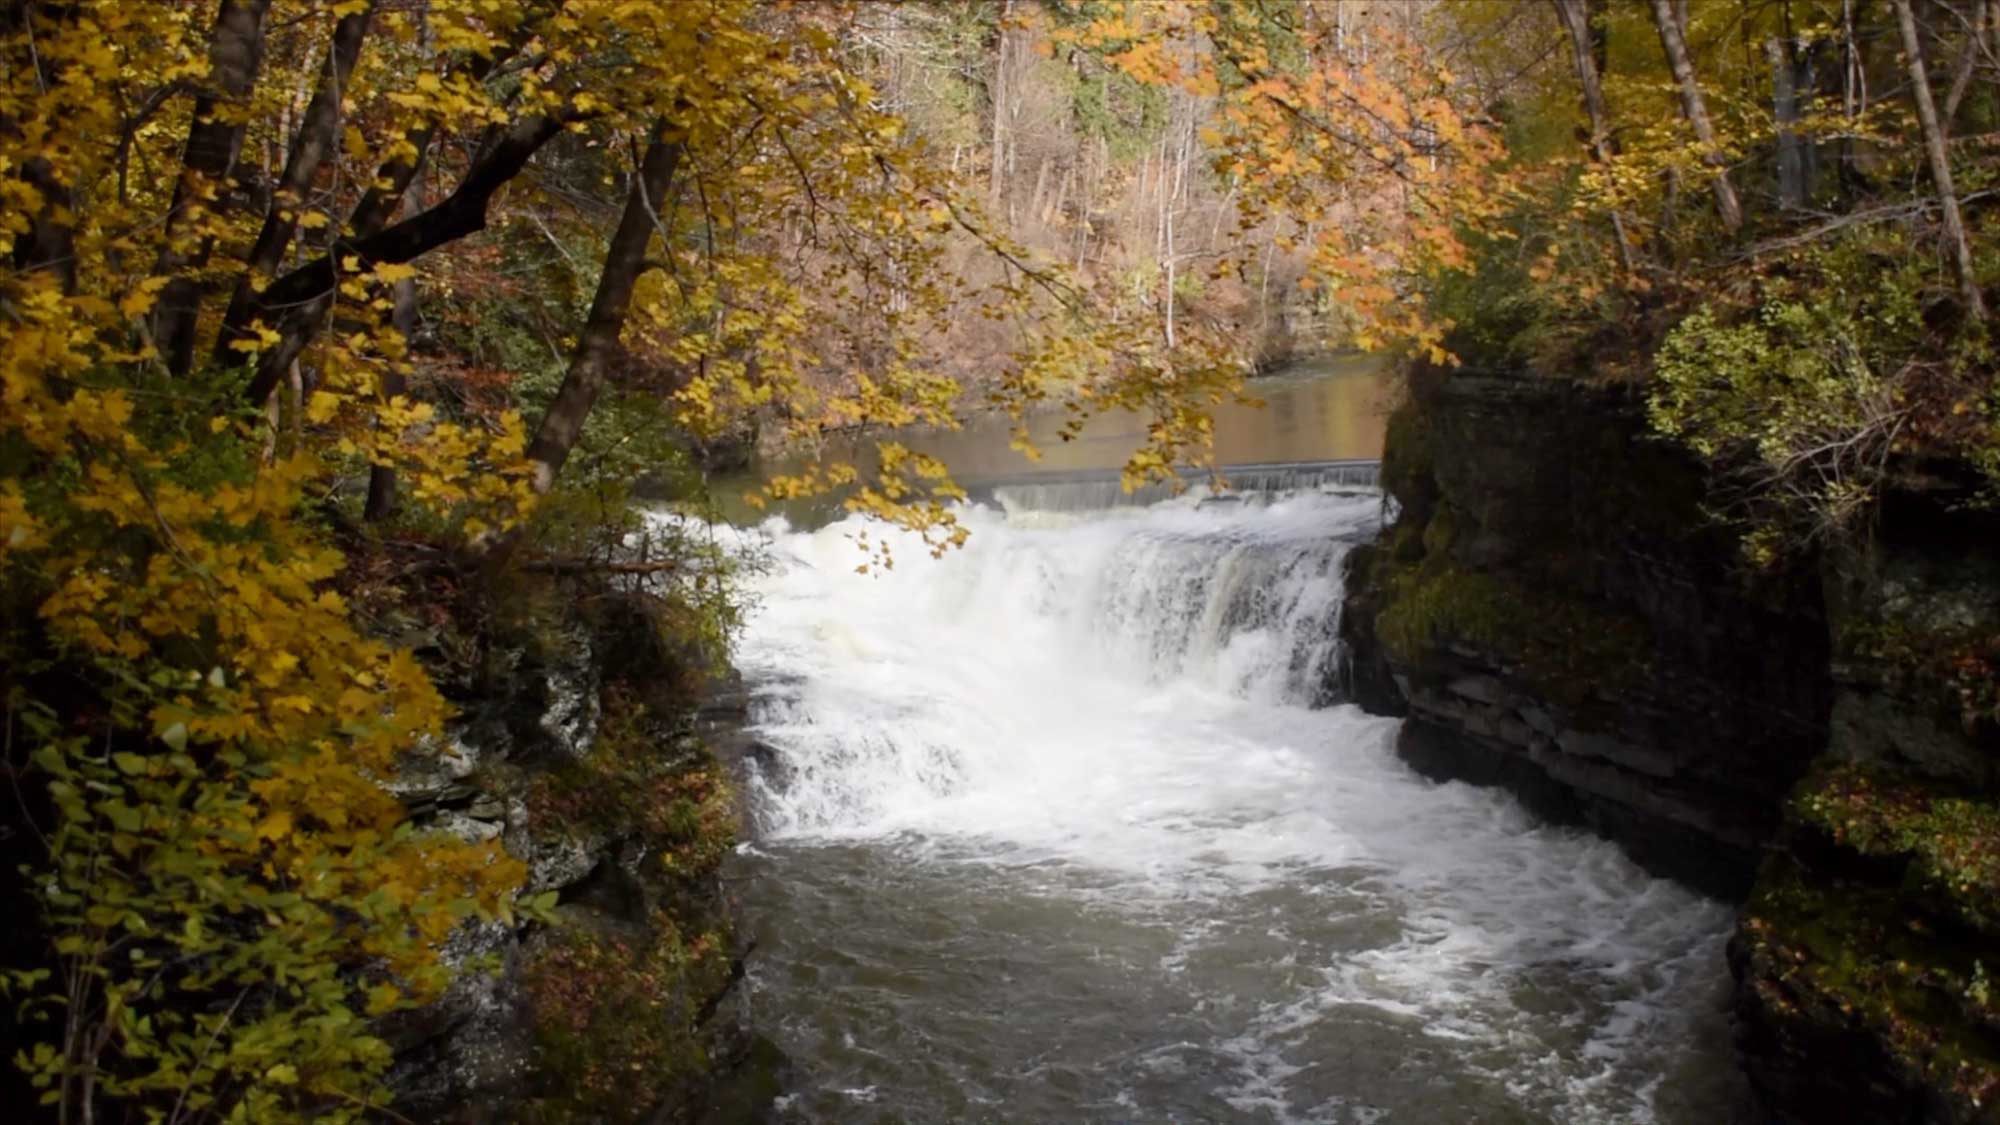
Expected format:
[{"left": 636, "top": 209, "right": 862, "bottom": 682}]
[{"left": 722, "top": 489, "right": 1744, "bottom": 1123}]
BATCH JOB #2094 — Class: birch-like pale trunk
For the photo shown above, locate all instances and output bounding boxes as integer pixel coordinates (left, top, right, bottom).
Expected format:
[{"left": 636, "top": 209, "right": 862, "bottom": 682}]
[
  {"left": 1892, "top": 0, "right": 1987, "bottom": 321},
  {"left": 1552, "top": 0, "right": 1639, "bottom": 272},
  {"left": 1647, "top": 0, "right": 1744, "bottom": 234}
]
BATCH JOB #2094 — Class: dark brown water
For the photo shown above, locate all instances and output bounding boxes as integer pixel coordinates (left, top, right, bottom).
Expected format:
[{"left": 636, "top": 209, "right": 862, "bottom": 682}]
[{"left": 714, "top": 354, "right": 1393, "bottom": 522}]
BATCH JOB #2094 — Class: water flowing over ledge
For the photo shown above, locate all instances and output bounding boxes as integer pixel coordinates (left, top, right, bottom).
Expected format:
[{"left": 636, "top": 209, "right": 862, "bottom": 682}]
[
  {"left": 970, "top": 459, "right": 1383, "bottom": 515},
  {"left": 717, "top": 485, "right": 1744, "bottom": 1123}
]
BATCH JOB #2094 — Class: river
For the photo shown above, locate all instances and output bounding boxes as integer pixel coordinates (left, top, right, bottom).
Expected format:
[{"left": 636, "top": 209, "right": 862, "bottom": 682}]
[
  {"left": 713, "top": 353, "right": 1391, "bottom": 526},
  {"left": 719, "top": 361, "right": 1746, "bottom": 1123}
]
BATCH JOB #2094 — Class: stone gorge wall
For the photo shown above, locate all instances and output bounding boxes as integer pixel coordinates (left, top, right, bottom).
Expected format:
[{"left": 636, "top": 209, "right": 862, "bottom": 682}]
[
  {"left": 382, "top": 584, "right": 776, "bottom": 1124},
  {"left": 1731, "top": 493, "right": 2000, "bottom": 1124},
  {"left": 1341, "top": 367, "right": 1831, "bottom": 898},
  {"left": 1341, "top": 366, "right": 2000, "bottom": 1122}
]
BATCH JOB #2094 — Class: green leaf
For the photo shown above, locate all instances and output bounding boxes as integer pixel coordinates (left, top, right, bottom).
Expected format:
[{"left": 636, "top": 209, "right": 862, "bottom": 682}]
[
  {"left": 520, "top": 889, "right": 562, "bottom": 922},
  {"left": 112, "top": 752, "right": 148, "bottom": 776},
  {"left": 101, "top": 802, "right": 142, "bottom": 833}
]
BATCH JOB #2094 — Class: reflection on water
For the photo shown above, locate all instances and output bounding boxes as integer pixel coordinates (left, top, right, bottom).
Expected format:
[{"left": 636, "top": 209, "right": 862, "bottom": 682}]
[
  {"left": 712, "top": 353, "right": 1392, "bottom": 522},
  {"left": 888, "top": 352, "right": 1393, "bottom": 478}
]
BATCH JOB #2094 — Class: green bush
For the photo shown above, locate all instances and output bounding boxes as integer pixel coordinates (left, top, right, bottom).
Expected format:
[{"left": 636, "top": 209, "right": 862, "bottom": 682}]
[{"left": 1648, "top": 229, "right": 1996, "bottom": 565}]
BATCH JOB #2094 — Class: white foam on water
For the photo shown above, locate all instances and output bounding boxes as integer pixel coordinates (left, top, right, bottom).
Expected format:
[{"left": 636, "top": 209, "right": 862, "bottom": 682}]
[{"left": 720, "top": 492, "right": 1737, "bottom": 1123}]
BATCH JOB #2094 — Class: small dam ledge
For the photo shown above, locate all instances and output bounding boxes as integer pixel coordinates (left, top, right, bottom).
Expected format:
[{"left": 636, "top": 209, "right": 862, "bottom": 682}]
[{"left": 968, "top": 458, "right": 1382, "bottom": 513}]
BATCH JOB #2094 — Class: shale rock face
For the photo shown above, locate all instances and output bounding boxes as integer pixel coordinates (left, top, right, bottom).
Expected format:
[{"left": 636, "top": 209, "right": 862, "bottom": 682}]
[
  {"left": 1731, "top": 507, "right": 2000, "bottom": 1124},
  {"left": 1345, "top": 368, "right": 1830, "bottom": 898},
  {"left": 1343, "top": 366, "right": 2000, "bottom": 1122},
  {"left": 381, "top": 587, "right": 775, "bottom": 1125}
]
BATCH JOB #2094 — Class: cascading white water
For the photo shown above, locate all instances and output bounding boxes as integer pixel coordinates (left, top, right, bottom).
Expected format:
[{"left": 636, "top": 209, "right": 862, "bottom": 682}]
[
  {"left": 726, "top": 490, "right": 1744, "bottom": 1123},
  {"left": 975, "top": 461, "right": 1380, "bottom": 514}
]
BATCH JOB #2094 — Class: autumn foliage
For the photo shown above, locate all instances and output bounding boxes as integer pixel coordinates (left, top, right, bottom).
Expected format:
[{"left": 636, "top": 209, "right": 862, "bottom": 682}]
[{"left": 0, "top": 1, "right": 1517, "bottom": 1120}]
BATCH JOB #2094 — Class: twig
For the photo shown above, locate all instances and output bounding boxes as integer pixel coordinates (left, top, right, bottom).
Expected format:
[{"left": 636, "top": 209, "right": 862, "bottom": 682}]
[
  {"left": 1736, "top": 189, "right": 1997, "bottom": 260},
  {"left": 519, "top": 558, "right": 680, "bottom": 576}
]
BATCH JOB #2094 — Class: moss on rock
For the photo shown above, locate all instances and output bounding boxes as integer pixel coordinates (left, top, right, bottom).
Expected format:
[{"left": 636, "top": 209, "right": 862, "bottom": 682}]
[
  {"left": 1794, "top": 763, "right": 2000, "bottom": 938},
  {"left": 1373, "top": 508, "right": 1653, "bottom": 707},
  {"left": 520, "top": 909, "right": 734, "bottom": 1125},
  {"left": 389, "top": 577, "right": 755, "bottom": 1124},
  {"left": 1737, "top": 849, "right": 2000, "bottom": 1121}
]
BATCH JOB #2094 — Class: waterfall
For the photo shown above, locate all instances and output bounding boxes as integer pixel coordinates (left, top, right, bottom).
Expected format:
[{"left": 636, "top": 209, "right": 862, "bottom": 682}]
[
  {"left": 734, "top": 491, "right": 1380, "bottom": 839},
  {"left": 722, "top": 485, "right": 1742, "bottom": 1124}
]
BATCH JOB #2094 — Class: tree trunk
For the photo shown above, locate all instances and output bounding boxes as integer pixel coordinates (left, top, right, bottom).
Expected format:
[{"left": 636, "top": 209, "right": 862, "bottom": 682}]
[
  {"left": 1552, "top": 0, "right": 1639, "bottom": 272},
  {"left": 1987, "top": 0, "right": 2000, "bottom": 79},
  {"left": 1256, "top": 227, "right": 1276, "bottom": 349},
  {"left": 3, "top": 3, "right": 77, "bottom": 289},
  {"left": 360, "top": 270, "right": 417, "bottom": 521},
  {"left": 1838, "top": 0, "right": 1867, "bottom": 199},
  {"left": 1892, "top": 0, "right": 1986, "bottom": 321},
  {"left": 347, "top": 122, "right": 438, "bottom": 247},
  {"left": 216, "top": 2, "right": 373, "bottom": 359},
  {"left": 1770, "top": 36, "right": 1806, "bottom": 208},
  {"left": 11, "top": 154, "right": 75, "bottom": 289},
  {"left": 363, "top": 148, "right": 427, "bottom": 523},
  {"left": 1163, "top": 192, "right": 1177, "bottom": 349},
  {"left": 152, "top": 0, "right": 274, "bottom": 378},
  {"left": 1647, "top": 0, "right": 1744, "bottom": 234},
  {"left": 1944, "top": 0, "right": 1987, "bottom": 124},
  {"left": 524, "top": 137, "right": 685, "bottom": 494},
  {"left": 1797, "top": 37, "right": 1822, "bottom": 201},
  {"left": 989, "top": 0, "right": 1010, "bottom": 206}
]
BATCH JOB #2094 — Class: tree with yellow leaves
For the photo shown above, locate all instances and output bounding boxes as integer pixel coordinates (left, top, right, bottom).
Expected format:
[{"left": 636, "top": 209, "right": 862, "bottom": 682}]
[
  {"left": 0, "top": 1, "right": 1013, "bottom": 1119},
  {"left": 1, "top": 1, "right": 1524, "bottom": 1120},
  {"left": 1061, "top": 0, "right": 1513, "bottom": 366}
]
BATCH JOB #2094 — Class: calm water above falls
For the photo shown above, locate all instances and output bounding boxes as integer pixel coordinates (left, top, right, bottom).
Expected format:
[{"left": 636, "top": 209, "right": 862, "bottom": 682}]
[
  {"left": 894, "top": 352, "right": 1396, "bottom": 480},
  {"left": 714, "top": 355, "right": 1394, "bottom": 524},
  {"left": 722, "top": 366, "right": 1745, "bottom": 1123}
]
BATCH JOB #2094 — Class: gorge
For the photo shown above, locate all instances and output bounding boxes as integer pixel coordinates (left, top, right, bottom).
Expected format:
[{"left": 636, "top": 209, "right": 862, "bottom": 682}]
[
  {"left": 1340, "top": 367, "right": 2000, "bottom": 1122},
  {"left": 716, "top": 353, "right": 2000, "bottom": 1122},
  {"left": 715, "top": 364, "right": 1744, "bottom": 1122},
  {"left": 9, "top": 3, "right": 2000, "bottom": 1122},
  {"left": 729, "top": 488, "right": 1741, "bottom": 1123}
]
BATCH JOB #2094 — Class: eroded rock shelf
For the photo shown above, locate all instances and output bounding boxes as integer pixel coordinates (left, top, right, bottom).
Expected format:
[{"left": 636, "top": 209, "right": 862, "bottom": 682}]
[{"left": 1341, "top": 366, "right": 2000, "bottom": 1122}]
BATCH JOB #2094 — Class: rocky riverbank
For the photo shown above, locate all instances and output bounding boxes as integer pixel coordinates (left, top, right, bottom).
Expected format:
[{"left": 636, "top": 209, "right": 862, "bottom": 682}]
[
  {"left": 381, "top": 578, "right": 779, "bottom": 1124},
  {"left": 1341, "top": 365, "right": 2000, "bottom": 1121}
]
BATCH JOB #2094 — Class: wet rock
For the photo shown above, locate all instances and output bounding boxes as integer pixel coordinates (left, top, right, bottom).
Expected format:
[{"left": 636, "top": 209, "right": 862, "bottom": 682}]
[
  {"left": 434, "top": 809, "right": 505, "bottom": 845},
  {"left": 386, "top": 732, "right": 482, "bottom": 802},
  {"left": 1341, "top": 368, "right": 1828, "bottom": 899},
  {"left": 1333, "top": 542, "right": 1406, "bottom": 717},
  {"left": 385, "top": 917, "right": 528, "bottom": 1117},
  {"left": 1517, "top": 703, "right": 1559, "bottom": 739},
  {"left": 1554, "top": 728, "right": 1677, "bottom": 780},
  {"left": 386, "top": 589, "right": 761, "bottom": 1124},
  {"left": 1447, "top": 673, "right": 1507, "bottom": 705},
  {"left": 536, "top": 624, "right": 602, "bottom": 761},
  {"left": 1344, "top": 363, "right": 2000, "bottom": 1122},
  {"left": 508, "top": 808, "right": 604, "bottom": 894}
]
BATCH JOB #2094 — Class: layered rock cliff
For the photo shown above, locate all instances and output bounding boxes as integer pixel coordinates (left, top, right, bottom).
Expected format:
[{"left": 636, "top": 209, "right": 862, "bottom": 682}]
[
  {"left": 1342, "top": 365, "right": 2000, "bottom": 1121},
  {"left": 1341, "top": 367, "right": 1832, "bottom": 897},
  {"left": 381, "top": 581, "right": 777, "bottom": 1124}
]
